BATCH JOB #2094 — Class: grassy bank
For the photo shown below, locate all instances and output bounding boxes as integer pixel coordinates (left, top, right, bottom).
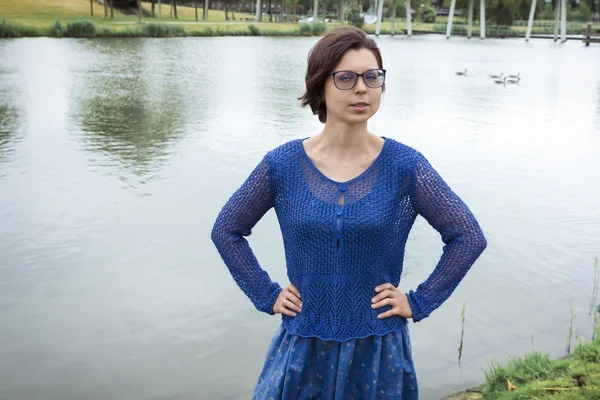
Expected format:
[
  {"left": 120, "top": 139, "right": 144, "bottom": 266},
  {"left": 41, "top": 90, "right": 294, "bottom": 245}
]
[
  {"left": 0, "top": 18, "right": 333, "bottom": 37},
  {"left": 0, "top": 0, "right": 589, "bottom": 38},
  {"left": 0, "top": 18, "right": 587, "bottom": 38},
  {"left": 445, "top": 336, "right": 600, "bottom": 399}
]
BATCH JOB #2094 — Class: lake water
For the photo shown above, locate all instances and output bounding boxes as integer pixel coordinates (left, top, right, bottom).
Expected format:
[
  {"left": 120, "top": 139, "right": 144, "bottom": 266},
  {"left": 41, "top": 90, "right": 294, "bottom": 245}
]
[{"left": 0, "top": 34, "right": 599, "bottom": 399}]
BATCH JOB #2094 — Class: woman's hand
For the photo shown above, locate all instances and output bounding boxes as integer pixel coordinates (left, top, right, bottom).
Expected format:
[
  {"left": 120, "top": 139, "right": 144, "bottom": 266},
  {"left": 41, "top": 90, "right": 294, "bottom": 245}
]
[
  {"left": 371, "top": 283, "right": 413, "bottom": 319},
  {"left": 273, "top": 284, "right": 302, "bottom": 317}
]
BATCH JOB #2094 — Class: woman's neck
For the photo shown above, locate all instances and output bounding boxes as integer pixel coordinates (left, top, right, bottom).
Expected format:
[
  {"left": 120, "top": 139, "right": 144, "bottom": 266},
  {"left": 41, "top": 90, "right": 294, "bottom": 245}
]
[{"left": 319, "top": 120, "right": 371, "bottom": 151}]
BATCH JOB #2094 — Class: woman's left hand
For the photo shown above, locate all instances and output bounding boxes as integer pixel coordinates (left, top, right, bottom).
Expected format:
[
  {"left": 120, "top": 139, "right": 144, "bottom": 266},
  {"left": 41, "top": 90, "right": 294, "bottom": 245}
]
[{"left": 371, "top": 283, "right": 413, "bottom": 319}]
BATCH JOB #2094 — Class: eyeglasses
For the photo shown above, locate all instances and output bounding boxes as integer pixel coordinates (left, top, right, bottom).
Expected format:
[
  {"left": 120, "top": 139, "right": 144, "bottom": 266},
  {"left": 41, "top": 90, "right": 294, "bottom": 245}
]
[{"left": 329, "top": 69, "right": 386, "bottom": 90}]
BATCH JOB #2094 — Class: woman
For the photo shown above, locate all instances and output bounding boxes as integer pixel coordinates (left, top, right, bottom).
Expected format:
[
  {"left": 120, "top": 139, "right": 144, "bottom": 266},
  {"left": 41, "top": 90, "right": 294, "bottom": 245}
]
[{"left": 211, "top": 26, "right": 487, "bottom": 399}]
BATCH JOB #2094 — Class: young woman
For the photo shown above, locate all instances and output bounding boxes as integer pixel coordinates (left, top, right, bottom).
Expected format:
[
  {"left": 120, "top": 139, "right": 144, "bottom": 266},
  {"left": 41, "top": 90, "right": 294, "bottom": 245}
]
[{"left": 212, "top": 26, "right": 487, "bottom": 399}]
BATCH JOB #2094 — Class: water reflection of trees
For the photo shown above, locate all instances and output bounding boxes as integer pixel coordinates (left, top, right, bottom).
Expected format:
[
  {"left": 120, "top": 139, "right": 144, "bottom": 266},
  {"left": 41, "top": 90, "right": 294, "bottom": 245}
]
[
  {"left": 596, "top": 82, "right": 600, "bottom": 136},
  {"left": 0, "top": 104, "right": 20, "bottom": 169},
  {"left": 72, "top": 40, "right": 188, "bottom": 183}
]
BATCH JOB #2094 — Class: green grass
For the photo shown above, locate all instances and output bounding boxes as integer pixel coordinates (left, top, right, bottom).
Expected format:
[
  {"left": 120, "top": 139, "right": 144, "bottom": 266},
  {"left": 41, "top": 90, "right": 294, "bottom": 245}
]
[
  {"left": 444, "top": 337, "right": 600, "bottom": 399},
  {"left": 483, "top": 339, "right": 600, "bottom": 399},
  {"left": 0, "top": 0, "right": 589, "bottom": 37},
  {"left": 0, "top": 0, "right": 337, "bottom": 37}
]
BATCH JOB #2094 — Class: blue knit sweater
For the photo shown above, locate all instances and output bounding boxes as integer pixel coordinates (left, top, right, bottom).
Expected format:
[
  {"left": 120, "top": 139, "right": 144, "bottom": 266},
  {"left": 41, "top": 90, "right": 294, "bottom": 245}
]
[{"left": 211, "top": 137, "right": 487, "bottom": 342}]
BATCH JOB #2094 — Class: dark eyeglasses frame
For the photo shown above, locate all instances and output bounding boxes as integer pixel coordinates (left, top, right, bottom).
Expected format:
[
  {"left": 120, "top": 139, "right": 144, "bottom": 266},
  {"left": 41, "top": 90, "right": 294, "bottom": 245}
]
[{"left": 329, "top": 69, "right": 387, "bottom": 90}]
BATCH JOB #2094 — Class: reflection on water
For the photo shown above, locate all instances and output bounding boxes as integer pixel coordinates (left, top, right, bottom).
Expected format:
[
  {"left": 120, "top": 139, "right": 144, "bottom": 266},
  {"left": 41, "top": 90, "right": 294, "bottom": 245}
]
[
  {"left": 0, "top": 36, "right": 599, "bottom": 400},
  {"left": 75, "top": 77, "right": 186, "bottom": 179},
  {"left": 69, "top": 40, "right": 187, "bottom": 183},
  {"left": 0, "top": 103, "right": 20, "bottom": 169}
]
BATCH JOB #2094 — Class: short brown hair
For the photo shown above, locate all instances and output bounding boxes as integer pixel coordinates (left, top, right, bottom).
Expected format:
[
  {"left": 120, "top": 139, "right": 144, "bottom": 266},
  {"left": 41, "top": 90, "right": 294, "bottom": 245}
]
[{"left": 298, "top": 26, "right": 385, "bottom": 124}]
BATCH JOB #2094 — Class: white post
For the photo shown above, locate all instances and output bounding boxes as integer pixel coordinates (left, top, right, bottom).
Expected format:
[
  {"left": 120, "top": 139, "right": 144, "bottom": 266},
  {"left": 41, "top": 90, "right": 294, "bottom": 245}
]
[
  {"left": 376, "top": 0, "right": 384, "bottom": 36},
  {"left": 467, "top": 0, "right": 473, "bottom": 38},
  {"left": 313, "top": 0, "right": 319, "bottom": 20},
  {"left": 560, "top": 0, "right": 567, "bottom": 42},
  {"left": 256, "top": 0, "right": 262, "bottom": 21},
  {"left": 553, "top": 2, "right": 560, "bottom": 41},
  {"left": 446, "top": 0, "right": 457, "bottom": 38},
  {"left": 480, "top": 0, "right": 486, "bottom": 39},
  {"left": 158, "top": 0, "right": 161, "bottom": 18},
  {"left": 406, "top": 0, "right": 412, "bottom": 36},
  {"left": 525, "top": 0, "right": 537, "bottom": 41}
]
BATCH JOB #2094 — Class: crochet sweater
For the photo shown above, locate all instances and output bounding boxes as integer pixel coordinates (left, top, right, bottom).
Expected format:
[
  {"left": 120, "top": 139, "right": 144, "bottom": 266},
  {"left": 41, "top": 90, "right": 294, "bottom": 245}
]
[{"left": 211, "top": 137, "right": 487, "bottom": 342}]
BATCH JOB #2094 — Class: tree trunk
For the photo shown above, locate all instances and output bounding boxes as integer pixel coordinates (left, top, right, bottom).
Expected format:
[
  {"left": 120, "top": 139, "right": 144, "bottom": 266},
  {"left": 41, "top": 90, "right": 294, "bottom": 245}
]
[
  {"left": 151, "top": 0, "right": 155, "bottom": 17},
  {"left": 104, "top": 0, "right": 108, "bottom": 17},
  {"left": 90, "top": 0, "right": 94, "bottom": 17},
  {"left": 269, "top": 0, "right": 272, "bottom": 21},
  {"left": 195, "top": 0, "right": 199, "bottom": 20},
  {"left": 110, "top": 0, "right": 114, "bottom": 18},
  {"left": 293, "top": 0, "right": 296, "bottom": 21},
  {"left": 226, "top": 0, "right": 229, "bottom": 20},
  {"left": 256, "top": 0, "right": 262, "bottom": 21},
  {"left": 174, "top": 0, "right": 178, "bottom": 18},
  {"left": 158, "top": 0, "right": 161, "bottom": 18},
  {"left": 391, "top": 0, "right": 396, "bottom": 35},
  {"left": 338, "top": 0, "right": 344, "bottom": 23},
  {"left": 138, "top": 0, "right": 143, "bottom": 22},
  {"left": 204, "top": 0, "right": 209, "bottom": 19}
]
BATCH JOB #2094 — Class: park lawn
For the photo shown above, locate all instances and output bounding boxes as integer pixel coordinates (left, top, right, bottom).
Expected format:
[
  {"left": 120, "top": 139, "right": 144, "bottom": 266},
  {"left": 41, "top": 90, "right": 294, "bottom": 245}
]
[{"left": 0, "top": 0, "right": 258, "bottom": 28}]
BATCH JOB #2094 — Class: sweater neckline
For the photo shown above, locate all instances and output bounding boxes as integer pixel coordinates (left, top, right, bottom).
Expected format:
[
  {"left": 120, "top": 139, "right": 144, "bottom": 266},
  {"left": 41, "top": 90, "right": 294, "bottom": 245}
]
[{"left": 298, "top": 136, "right": 389, "bottom": 186}]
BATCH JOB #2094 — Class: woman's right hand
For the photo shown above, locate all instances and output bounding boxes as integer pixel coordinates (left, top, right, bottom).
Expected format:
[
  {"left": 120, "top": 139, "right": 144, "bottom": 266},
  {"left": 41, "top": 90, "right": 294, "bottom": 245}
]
[{"left": 273, "top": 284, "right": 302, "bottom": 317}]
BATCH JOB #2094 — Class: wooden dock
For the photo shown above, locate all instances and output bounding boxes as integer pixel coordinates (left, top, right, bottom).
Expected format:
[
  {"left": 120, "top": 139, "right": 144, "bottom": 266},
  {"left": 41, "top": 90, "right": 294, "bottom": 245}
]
[{"left": 583, "top": 23, "right": 600, "bottom": 46}]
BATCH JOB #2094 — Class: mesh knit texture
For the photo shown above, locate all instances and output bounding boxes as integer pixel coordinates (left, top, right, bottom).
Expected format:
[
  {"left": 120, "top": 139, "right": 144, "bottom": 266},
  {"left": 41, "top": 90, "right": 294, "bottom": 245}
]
[{"left": 211, "top": 137, "right": 487, "bottom": 342}]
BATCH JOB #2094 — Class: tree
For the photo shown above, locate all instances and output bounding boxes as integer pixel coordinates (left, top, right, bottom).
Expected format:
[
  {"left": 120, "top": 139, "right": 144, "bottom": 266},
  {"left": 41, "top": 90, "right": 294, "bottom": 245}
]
[
  {"left": 195, "top": 0, "right": 199, "bottom": 20},
  {"left": 138, "top": 0, "right": 143, "bottom": 22},
  {"left": 151, "top": 0, "right": 156, "bottom": 17},
  {"left": 90, "top": 0, "right": 94, "bottom": 17},
  {"left": 104, "top": 0, "right": 108, "bottom": 17},
  {"left": 110, "top": 0, "right": 114, "bottom": 18},
  {"left": 348, "top": 4, "right": 364, "bottom": 26},
  {"left": 490, "top": 0, "right": 517, "bottom": 25},
  {"left": 174, "top": 0, "right": 179, "bottom": 18}
]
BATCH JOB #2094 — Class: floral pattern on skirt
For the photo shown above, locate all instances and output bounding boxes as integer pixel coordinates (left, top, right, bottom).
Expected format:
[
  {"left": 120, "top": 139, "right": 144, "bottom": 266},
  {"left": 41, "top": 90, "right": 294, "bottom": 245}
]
[{"left": 253, "top": 321, "right": 418, "bottom": 400}]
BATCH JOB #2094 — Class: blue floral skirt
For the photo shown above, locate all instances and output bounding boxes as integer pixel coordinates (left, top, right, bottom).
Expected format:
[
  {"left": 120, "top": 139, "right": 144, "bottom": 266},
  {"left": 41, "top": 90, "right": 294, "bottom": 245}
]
[{"left": 253, "top": 322, "right": 418, "bottom": 399}]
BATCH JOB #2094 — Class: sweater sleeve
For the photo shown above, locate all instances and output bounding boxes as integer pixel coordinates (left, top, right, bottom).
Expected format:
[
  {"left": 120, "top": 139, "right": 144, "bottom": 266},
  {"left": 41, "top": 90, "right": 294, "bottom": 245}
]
[
  {"left": 406, "top": 151, "right": 487, "bottom": 322},
  {"left": 211, "top": 154, "right": 283, "bottom": 315}
]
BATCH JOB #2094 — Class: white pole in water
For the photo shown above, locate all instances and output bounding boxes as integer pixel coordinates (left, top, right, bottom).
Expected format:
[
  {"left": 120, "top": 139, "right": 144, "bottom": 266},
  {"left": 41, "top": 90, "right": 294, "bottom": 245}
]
[
  {"left": 467, "top": 0, "right": 473, "bottom": 38},
  {"left": 406, "top": 0, "right": 412, "bottom": 36},
  {"left": 525, "top": 0, "right": 537, "bottom": 41},
  {"left": 480, "top": 0, "right": 486, "bottom": 39},
  {"left": 376, "top": 0, "right": 384, "bottom": 36},
  {"left": 553, "top": 2, "right": 560, "bottom": 41},
  {"left": 560, "top": 0, "right": 567, "bottom": 42},
  {"left": 446, "top": 0, "right": 457, "bottom": 38}
]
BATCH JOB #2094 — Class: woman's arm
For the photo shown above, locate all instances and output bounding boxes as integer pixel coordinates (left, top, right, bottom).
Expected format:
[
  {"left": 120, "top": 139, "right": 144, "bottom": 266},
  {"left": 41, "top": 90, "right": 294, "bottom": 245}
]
[
  {"left": 211, "top": 154, "right": 283, "bottom": 315},
  {"left": 406, "top": 152, "right": 487, "bottom": 322}
]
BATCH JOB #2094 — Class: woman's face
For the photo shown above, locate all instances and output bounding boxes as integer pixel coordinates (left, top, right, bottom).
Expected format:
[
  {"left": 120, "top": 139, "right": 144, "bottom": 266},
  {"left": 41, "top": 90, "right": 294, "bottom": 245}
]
[{"left": 323, "top": 48, "right": 383, "bottom": 126}]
